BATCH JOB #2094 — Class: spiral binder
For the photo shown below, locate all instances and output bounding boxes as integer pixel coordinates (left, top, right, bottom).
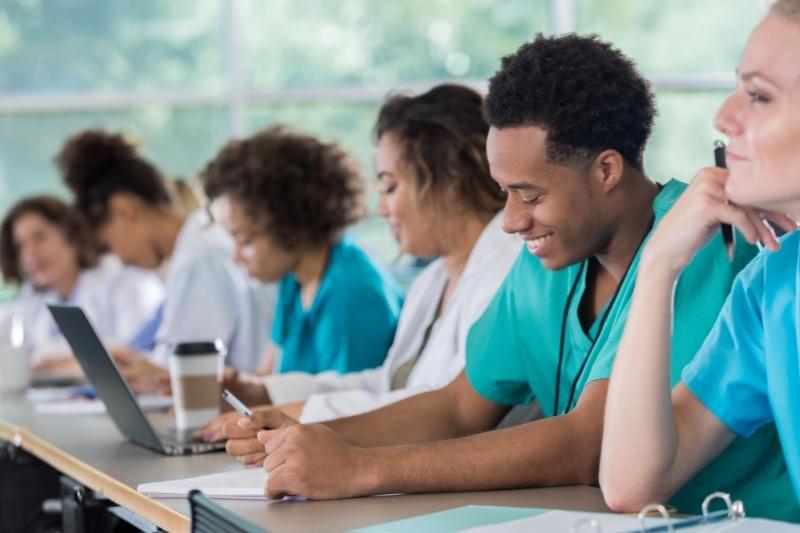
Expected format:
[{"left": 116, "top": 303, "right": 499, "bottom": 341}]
[{"left": 570, "top": 491, "right": 746, "bottom": 532}]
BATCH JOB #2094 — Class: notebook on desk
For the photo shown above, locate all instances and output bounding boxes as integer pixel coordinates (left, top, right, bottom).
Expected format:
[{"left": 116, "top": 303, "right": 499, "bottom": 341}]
[
  {"left": 47, "top": 304, "right": 225, "bottom": 456},
  {"left": 138, "top": 467, "right": 268, "bottom": 499},
  {"left": 462, "top": 492, "right": 800, "bottom": 532}
]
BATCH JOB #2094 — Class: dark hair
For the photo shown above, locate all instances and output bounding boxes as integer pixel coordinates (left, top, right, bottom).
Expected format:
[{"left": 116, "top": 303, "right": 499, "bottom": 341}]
[
  {"left": 199, "top": 125, "right": 365, "bottom": 250},
  {"left": 56, "top": 129, "right": 171, "bottom": 226},
  {"left": 484, "top": 33, "right": 656, "bottom": 171},
  {"left": 374, "top": 84, "right": 505, "bottom": 216},
  {"left": 1, "top": 195, "right": 101, "bottom": 285}
]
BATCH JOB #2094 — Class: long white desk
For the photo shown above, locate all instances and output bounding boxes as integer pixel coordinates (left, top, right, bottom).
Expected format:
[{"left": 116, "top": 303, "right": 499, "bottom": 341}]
[{"left": 0, "top": 395, "right": 610, "bottom": 532}]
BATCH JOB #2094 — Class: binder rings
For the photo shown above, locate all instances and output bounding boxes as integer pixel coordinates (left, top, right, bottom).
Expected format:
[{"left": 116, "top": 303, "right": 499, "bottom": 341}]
[
  {"left": 570, "top": 491, "right": 754, "bottom": 532},
  {"left": 463, "top": 491, "right": 800, "bottom": 532}
]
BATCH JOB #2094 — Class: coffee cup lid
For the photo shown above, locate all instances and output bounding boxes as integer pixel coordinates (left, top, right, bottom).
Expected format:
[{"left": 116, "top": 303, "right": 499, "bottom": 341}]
[{"left": 172, "top": 339, "right": 227, "bottom": 356}]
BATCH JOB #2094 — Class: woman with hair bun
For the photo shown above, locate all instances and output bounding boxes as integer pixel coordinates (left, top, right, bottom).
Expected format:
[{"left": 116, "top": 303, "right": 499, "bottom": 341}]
[
  {"left": 0, "top": 195, "right": 163, "bottom": 368},
  {"left": 56, "top": 129, "right": 276, "bottom": 389}
]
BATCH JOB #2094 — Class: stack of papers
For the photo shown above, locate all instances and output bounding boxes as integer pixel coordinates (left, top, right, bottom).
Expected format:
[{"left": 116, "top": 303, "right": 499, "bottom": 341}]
[
  {"left": 138, "top": 468, "right": 268, "bottom": 500},
  {"left": 31, "top": 391, "right": 172, "bottom": 415}
]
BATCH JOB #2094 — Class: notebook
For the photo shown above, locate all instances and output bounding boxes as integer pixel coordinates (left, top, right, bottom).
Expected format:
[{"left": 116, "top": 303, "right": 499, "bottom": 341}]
[
  {"left": 138, "top": 468, "right": 268, "bottom": 500},
  {"left": 34, "top": 394, "right": 173, "bottom": 415},
  {"left": 463, "top": 512, "right": 800, "bottom": 532},
  {"left": 352, "top": 506, "right": 547, "bottom": 533},
  {"left": 463, "top": 492, "right": 800, "bottom": 532},
  {"left": 359, "top": 492, "right": 800, "bottom": 532}
]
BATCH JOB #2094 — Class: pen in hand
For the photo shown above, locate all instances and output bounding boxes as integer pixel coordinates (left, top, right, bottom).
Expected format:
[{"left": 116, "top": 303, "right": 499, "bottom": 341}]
[
  {"left": 222, "top": 388, "right": 252, "bottom": 417},
  {"left": 714, "top": 140, "right": 735, "bottom": 261}
]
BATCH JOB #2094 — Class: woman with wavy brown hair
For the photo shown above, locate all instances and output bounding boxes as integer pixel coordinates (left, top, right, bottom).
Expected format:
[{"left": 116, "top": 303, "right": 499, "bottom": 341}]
[
  {"left": 201, "top": 84, "right": 522, "bottom": 442},
  {"left": 0, "top": 195, "right": 162, "bottom": 366}
]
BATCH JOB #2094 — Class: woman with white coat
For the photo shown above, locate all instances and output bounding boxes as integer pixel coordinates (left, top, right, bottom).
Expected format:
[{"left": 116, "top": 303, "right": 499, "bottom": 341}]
[
  {"left": 0, "top": 195, "right": 163, "bottom": 368},
  {"left": 202, "top": 84, "right": 521, "bottom": 440},
  {"left": 55, "top": 130, "right": 276, "bottom": 391}
]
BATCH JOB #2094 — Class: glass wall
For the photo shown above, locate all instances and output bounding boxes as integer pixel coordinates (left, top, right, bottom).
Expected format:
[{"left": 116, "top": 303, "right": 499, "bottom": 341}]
[{"left": 0, "top": 0, "right": 770, "bottom": 293}]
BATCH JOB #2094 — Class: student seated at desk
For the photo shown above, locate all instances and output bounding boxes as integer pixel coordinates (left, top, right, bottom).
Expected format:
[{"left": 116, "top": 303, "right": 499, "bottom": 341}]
[
  {"left": 198, "top": 124, "right": 403, "bottom": 393},
  {"left": 200, "top": 84, "right": 521, "bottom": 440},
  {"left": 56, "top": 130, "right": 276, "bottom": 388},
  {"left": 601, "top": 0, "right": 800, "bottom": 520},
  {"left": 218, "top": 33, "right": 796, "bottom": 521},
  {"left": 0, "top": 195, "right": 163, "bottom": 370}
]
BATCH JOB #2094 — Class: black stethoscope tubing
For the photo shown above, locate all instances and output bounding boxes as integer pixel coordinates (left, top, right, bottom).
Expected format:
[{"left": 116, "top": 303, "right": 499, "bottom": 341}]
[{"left": 552, "top": 214, "right": 656, "bottom": 416}]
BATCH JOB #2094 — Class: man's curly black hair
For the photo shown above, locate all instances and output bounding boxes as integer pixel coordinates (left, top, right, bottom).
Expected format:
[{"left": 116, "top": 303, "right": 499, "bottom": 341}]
[{"left": 484, "top": 33, "right": 656, "bottom": 171}]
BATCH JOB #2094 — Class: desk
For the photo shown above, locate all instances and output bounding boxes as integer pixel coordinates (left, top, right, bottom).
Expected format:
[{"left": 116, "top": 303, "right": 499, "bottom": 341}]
[{"left": 0, "top": 396, "right": 610, "bottom": 532}]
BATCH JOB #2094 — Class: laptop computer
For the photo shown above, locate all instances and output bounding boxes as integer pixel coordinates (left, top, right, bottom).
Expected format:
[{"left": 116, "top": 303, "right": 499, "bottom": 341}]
[{"left": 47, "top": 304, "right": 225, "bottom": 455}]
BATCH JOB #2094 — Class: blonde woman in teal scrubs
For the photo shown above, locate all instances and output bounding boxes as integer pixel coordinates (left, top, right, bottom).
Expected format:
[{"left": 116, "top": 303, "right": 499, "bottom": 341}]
[{"left": 602, "top": 0, "right": 800, "bottom": 520}]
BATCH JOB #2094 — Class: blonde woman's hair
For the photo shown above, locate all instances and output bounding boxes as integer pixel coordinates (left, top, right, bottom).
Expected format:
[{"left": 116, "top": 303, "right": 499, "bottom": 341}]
[
  {"left": 168, "top": 178, "right": 202, "bottom": 217},
  {"left": 771, "top": 0, "right": 800, "bottom": 21}
]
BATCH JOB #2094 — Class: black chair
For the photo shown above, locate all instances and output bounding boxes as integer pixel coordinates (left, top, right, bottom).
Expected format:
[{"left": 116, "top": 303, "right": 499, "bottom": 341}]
[{"left": 189, "top": 489, "right": 267, "bottom": 533}]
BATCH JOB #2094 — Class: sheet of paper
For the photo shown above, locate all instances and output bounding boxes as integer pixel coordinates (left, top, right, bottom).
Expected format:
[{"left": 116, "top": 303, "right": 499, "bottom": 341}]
[
  {"left": 463, "top": 510, "right": 800, "bottom": 532},
  {"left": 717, "top": 519, "right": 800, "bottom": 532},
  {"left": 34, "top": 394, "right": 172, "bottom": 415},
  {"left": 463, "top": 510, "right": 668, "bottom": 532},
  {"left": 27, "top": 386, "right": 91, "bottom": 403},
  {"left": 353, "top": 506, "right": 546, "bottom": 533},
  {"left": 35, "top": 398, "right": 107, "bottom": 415},
  {"left": 138, "top": 467, "right": 268, "bottom": 500}
]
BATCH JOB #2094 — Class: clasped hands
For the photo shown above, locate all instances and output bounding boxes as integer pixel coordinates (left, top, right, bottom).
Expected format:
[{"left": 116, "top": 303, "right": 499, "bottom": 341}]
[{"left": 218, "top": 408, "right": 378, "bottom": 500}]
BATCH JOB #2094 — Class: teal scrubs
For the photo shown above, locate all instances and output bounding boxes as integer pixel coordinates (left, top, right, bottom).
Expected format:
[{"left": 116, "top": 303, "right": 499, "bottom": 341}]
[
  {"left": 684, "top": 230, "right": 800, "bottom": 519},
  {"left": 272, "top": 237, "right": 403, "bottom": 375},
  {"left": 466, "top": 179, "right": 798, "bottom": 520}
]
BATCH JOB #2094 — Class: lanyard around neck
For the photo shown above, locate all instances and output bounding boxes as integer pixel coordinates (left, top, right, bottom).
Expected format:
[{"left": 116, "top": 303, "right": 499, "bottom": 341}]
[{"left": 552, "top": 214, "right": 655, "bottom": 416}]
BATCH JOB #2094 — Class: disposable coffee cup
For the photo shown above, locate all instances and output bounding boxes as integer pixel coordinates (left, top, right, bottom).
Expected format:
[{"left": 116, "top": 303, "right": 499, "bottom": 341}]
[
  {"left": 0, "top": 343, "right": 31, "bottom": 395},
  {"left": 168, "top": 340, "right": 225, "bottom": 430},
  {"left": 0, "top": 314, "right": 31, "bottom": 395}
]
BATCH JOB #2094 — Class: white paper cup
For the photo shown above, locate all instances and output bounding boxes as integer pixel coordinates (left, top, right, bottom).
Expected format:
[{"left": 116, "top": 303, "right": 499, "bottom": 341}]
[
  {"left": 0, "top": 343, "right": 32, "bottom": 395},
  {"left": 168, "top": 340, "right": 225, "bottom": 430}
]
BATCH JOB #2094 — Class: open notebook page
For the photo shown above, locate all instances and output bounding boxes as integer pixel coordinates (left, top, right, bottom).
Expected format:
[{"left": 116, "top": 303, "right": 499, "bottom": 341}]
[{"left": 138, "top": 467, "right": 268, "bottom": 500}]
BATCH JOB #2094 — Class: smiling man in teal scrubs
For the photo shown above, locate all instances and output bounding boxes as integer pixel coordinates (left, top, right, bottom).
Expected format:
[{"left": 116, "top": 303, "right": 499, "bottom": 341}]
[{"left": 220, "top": 33, "right": 796, "bottom": 520}]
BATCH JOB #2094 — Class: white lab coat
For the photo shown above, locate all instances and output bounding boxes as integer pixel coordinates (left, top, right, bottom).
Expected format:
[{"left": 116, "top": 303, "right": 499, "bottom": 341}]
[
  {"left": 262, "top": 213, "right": 522, "bottom": 422},
  {"left": 0, "top": 254, "right": 163, "bottom": 363},
  {"left": 150, "top": 210, "right": 276, "bottom": 372}
]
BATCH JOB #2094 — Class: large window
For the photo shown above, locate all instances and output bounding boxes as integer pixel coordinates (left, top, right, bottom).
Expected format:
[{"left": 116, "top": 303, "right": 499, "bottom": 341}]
[{"left": 0, "top": 0, "right": 769, "bottom": 294}]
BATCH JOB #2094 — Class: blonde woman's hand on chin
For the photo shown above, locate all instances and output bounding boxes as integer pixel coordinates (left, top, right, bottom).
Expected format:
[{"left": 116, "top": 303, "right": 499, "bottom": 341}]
[{"left": 642, "top": 168, "right": 796, "bottom": 279}]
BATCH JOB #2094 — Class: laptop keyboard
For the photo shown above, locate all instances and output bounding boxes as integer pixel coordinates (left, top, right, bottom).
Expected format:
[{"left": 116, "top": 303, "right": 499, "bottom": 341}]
[{"left": 157, "top": 430, "right": 224, "bottom": 454}]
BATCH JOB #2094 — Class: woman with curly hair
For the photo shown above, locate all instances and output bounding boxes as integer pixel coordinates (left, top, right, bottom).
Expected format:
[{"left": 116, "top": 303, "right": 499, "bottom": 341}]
[
  {"left": 0, "top": 195, "right": 162, "bottom": 367},
  {"left": 56, "top": 129, "right": 276, "bottom": 388},
  {"left": 199, "top": 125, "right": 403, "bottom": 400}
]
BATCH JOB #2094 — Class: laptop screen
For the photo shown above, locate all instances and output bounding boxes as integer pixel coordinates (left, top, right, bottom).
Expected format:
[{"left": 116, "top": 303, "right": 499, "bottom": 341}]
[{"left": 47, "top": 304, "right": 164, "bottom": 452}]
